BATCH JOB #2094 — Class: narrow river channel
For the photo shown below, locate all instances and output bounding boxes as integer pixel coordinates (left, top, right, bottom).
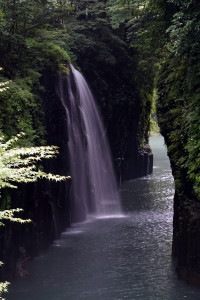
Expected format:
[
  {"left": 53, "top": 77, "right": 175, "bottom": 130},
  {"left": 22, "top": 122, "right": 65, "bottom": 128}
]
[{"left": 7, "top": 135, "right": 200, "bottom": 300}]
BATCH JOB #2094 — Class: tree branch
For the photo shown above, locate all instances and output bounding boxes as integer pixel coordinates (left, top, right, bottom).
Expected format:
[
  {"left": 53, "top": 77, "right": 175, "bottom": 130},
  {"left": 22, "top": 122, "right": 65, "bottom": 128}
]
[{"left": 23, "top": 11, "right": 49, "bottom": 35}]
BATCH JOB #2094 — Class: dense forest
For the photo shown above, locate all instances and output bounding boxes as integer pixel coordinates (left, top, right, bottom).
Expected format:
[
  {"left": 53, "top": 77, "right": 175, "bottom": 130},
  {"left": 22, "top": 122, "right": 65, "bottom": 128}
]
[{"left": 1, "top": 0, "right": 200, "bottom": 297}]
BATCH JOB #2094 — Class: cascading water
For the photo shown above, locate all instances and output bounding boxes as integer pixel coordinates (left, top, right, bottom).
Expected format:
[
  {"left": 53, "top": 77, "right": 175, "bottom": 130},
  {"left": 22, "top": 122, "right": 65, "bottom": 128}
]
[{"left": 57, "top": 65, "right": 121, "bottom": 222}]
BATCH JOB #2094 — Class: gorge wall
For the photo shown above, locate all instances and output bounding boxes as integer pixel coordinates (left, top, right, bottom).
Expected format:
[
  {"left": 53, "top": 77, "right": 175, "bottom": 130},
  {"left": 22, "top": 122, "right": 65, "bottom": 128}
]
[
  {"left": 157, "top": 54, "right": 200, "bottom": 284},
  {"left": 0, "top": 0, "right": 153, "bottom": 281},
  {"left": 152, "top": 0, "right": 200, "bottom": 284}
]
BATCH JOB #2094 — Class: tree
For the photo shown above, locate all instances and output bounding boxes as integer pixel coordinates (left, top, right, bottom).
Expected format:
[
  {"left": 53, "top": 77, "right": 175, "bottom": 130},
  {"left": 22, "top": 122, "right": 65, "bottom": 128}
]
[
  {"left": 0, "top": 132, "right": 69, "bottom": 221},
  {"left": 0, "top": 132, "right": 69, "bottom": 299}
]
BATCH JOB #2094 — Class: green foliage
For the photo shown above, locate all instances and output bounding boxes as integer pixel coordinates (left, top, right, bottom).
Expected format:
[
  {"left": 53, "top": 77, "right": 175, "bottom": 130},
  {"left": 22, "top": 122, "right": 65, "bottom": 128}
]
[
  {"left": 0, "top": 80, "right": 11, "bottom": 92},
  {"left": 0, "top": 129, "right": 70, "bottom": 274},
  {"left": 155, "top": 0, "right": 200, "bottom": 203},
  {"left": 0, "top": 0, "right": 71, "bottom": 84},
  {"left": 0, "top": 132, "right": 69, "bottom": 193},
  {"left": 0, "top": 277, "right": 10, "bottom": 300},
  {"left": 0, "top": 0, "right": 72, "bottom": 36},
  {"left": 0, "top": 208, "right": 31, "bottom": 227},
  {"left": 0, "top": 132, "right": 69, "bottom": 298},
  {"left": 150, "top": 90, "right": 160, "bottom": 135},
  {"left": 0, "top": 2, "right": 71, "bottom": 144},
  {"left": 0, "top": 76, "right": 44, "bottom": 145},
  {"left": 106, "top": 0, "right": 134, "bottom": 29},
  {"left": 166, "top": 0, "right": 200, "bottom": 57},
  {"left": 26, "top": 38, "right": 71, "bottom": 70}
]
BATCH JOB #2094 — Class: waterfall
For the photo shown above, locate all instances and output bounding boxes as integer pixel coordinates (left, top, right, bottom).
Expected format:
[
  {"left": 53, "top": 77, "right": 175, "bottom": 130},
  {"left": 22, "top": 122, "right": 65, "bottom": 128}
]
[{"left": 57, "top": 65, "right": 121, "bottom": 222}]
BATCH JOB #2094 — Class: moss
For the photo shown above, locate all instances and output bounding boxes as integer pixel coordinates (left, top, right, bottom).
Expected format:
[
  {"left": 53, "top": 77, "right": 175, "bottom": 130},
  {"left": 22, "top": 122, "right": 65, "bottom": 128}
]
[
  {"left": 0, "top": 77, "right": 45, "bottom": 145},
  {"left": 0, "top": 31, "right": 72, "bottom": 146},
  {"left": 157, "top": 50, "right": 200, "bottom": 282},
  {"left": 26, "top": 38, "right": 71, "bottom": 70}
]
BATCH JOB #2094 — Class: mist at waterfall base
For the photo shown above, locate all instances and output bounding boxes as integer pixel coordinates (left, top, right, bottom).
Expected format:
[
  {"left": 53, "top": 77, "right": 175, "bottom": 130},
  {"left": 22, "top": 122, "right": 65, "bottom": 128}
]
[
  {"left": 7, "top": 136, "right": 200, "bottom": 300},
  {"left": 58, "top": 64, "right": 121, "bottom": 222}
]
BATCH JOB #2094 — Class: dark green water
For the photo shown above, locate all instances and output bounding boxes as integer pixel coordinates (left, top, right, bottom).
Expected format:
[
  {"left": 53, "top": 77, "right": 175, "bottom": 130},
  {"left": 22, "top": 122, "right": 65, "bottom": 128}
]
[{"left": 7, "top": 136, "right": 200, "bottom": 299}]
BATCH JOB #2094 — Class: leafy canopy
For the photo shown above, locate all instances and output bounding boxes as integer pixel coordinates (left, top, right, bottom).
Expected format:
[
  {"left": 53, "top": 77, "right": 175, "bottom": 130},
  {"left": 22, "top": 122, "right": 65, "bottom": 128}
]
[{"left": 0, "top": 131, "right": 70, "bottom": 226}]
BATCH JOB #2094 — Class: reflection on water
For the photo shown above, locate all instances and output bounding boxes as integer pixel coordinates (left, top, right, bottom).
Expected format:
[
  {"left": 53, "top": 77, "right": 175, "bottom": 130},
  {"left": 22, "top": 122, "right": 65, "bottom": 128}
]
[{"left": 7, "top": 136, "right": 200, "bottom": 300}]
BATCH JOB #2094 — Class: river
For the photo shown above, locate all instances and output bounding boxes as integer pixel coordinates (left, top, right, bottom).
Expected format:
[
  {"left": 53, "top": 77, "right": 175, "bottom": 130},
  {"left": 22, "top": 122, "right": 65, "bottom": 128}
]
[{"left": 7, "top": 135, "right": 200, "bottom": 299}]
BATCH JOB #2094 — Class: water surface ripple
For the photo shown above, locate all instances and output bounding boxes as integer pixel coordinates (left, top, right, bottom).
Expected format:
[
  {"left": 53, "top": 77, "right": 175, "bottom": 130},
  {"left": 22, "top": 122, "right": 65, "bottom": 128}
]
[{"left": 7, "top": 136, "right": 200, "bottom": 299}]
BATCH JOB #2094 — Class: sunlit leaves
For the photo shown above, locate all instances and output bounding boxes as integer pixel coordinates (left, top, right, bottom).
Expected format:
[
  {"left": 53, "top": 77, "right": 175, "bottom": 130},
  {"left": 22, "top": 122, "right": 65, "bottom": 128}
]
[
  {"left": 0, "top": 132, "right": 69, "bottom": 191},
  {"left": 106, "top": 0, "right": 149, "bottom": 29},
  {"left": 0, "top": 81, "right": 11, "bottom": 92},
  {"left": 0, "top": 279, "right": 10, "bottom": 300},
  {"left": 166, "top": 0, "right": 200, "bottom": 57},
  {"left": 0, "top": 132, "right": 70, "bottom": 225},
  {"left": 0, "top": 208, "right": 31, "bottom": 226}
]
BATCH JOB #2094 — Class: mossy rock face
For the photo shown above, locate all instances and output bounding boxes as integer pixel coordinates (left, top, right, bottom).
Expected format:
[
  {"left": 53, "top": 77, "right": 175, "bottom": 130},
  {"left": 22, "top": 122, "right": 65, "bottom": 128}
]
[{"left": 157, "top": 52, "right": 200, "bottom": 283}]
